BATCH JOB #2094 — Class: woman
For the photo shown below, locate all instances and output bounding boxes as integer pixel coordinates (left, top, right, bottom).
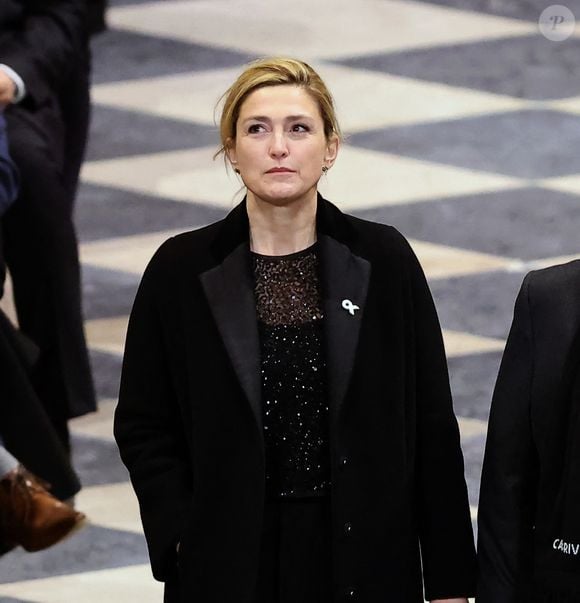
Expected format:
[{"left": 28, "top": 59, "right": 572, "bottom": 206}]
[
  {"left": 114, "top": 57, "right": 475, "bottom": 603},
  {"left": 478, "top": 263, "right": 580, "bottom": 601}
]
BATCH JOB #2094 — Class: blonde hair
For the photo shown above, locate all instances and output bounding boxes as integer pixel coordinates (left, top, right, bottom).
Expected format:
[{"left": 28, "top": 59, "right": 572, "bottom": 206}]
[{"left": 215, "top": 57, "right": 342, "bottom": 160}]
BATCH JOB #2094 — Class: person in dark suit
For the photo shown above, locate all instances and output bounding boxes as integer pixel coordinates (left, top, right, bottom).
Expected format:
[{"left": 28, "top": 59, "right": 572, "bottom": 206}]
[
  {"left": 0, "top": 0, "right": 106, "bottom": 450},
  {"left": 478, "top": 262, "right": 580, "bottom": 601},
  {"left": 0, "top": 109, "right": 85, "bottom": 551},
  {"left": 114, "top": 58, "right": 476, "bottom": 603}
]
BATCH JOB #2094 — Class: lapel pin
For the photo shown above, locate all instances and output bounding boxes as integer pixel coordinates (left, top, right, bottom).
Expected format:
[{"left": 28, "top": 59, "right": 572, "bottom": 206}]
[{"left": 342, "top": 299, "right": 360, "bottom": 316}]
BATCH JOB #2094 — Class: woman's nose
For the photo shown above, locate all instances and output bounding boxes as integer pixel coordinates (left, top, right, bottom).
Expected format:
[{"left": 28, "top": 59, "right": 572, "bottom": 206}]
[{"left": 269, "top": 132, "right": 289, "bottom": 158}]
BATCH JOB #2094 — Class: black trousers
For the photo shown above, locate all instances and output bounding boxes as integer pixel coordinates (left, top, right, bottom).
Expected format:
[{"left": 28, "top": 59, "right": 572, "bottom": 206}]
[
  {"left": 255, "top": 497, "right": 333, "bottom": 603},
  {"left": 0, "top": 308, "right": 80, "bottom": 500}
]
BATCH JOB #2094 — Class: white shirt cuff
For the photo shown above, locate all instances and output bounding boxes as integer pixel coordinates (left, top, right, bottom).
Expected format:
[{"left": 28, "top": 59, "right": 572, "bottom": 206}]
[{"left": 0, "top": 64, "right": 26, "bottom": 103}]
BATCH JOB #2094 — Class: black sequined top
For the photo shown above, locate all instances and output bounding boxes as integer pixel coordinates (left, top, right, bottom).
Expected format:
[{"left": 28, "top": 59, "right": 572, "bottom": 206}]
[{"left": 251, "top": 244, "right": 331, "bottom": 499}]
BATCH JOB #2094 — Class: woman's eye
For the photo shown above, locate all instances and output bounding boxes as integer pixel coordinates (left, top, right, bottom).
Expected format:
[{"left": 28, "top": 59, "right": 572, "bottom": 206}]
[
  {"left": 248, "top": 124, "right": 266, "bottom": 134},
  {"left": 291, "top": 124, "right": 309, "bottom": 133}
]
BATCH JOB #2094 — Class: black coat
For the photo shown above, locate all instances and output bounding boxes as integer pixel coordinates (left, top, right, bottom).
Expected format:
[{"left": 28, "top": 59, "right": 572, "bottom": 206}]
[
  {"left": 478, "top": 261, "right": 580, "bottom": 602},
  {"left": 114, "top": 197, "right": 476, "bottom": 602}
]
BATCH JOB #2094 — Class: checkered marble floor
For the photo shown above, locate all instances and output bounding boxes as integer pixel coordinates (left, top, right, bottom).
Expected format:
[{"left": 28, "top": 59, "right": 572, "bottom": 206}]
[{"left": 1, "top": 0, "right": 579, "bottom": 600}]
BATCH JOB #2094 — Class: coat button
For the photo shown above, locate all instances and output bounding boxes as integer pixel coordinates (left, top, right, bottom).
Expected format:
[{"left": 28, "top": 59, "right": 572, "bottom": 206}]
[
  {"left": 343, "top": 521, "right": 352, "bottom": 535},
  {"left": 339, "top": 456, "right": 348, "bottom": 470},
  {"left": 345, "top": 586, "right": 357, "bottom": 599}
]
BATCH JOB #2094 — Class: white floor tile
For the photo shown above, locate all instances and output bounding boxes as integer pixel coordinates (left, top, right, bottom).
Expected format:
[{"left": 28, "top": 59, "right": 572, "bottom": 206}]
[
  {"left": 320, "top": 146, "right": 525, "bottom": 209},
  {"left": 75, "top": 482, "right": 143, "bottom": 534},
  {"left": 82, "top": 145, "right": 525, "bottom": 211},
  {"left": 550, "top": 96, "right": 580, "bottom": 116},
  {"left": 443, "top": 329, "right": 505, "bottom": 358},
  {"left": 0, "top": 565, "right": 162, "bottom": 603},
  {"left": 70, "top": 398, "right": 117, "bottom": 441},
  {"left": 406, "top": 239, "right": 512, "bottom": 279},
  {"left": 317, "top": 64, "right": 530, "bottom": 133},
  {"left": 540, "top": 173, "right": 580, "bottom": 197},
  {"left": 85, "top": 317, "right": 129, "bottom": 356},
  {"left": 92, "top": 63, "right": 529, "bottom": 133},
  {"left": 80, "top": 229, "right": 193, "bottom": 275},
  {"left": 92, "top": 67, "right": 241, "bottom": 127},
  {"left": 458, "top": 416, "right": 488, "bottom": 441},
  {"left": 522, "top": 254, "right": 580, "bottom": 270},
  {"left": 108, "top": 0, "right": 535, "bottom": 59},
  {"left": 81, "top": 146, "right": 243, "bottom": 208}
]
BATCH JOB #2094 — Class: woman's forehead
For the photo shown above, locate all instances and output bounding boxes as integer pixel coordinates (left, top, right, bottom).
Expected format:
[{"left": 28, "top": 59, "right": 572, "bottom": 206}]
[{"left": 239, "top": 85, "right": 319, "bottom": 117}]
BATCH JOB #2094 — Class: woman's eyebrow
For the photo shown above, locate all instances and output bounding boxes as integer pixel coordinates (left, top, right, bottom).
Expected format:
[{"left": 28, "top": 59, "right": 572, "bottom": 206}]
[
  {"left": 285, "top": 114, "right": 314, "bottom": 121},
  {"left": 241, "top": 114, "right": 314, "bottom": 123},
  {"left": 241, "top": 115, "right": 271, "bottom": 123}
]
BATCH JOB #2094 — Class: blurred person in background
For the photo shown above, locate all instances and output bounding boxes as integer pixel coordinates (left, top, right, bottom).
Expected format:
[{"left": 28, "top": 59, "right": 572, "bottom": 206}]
[
  {"left": 0, "top": 110, "right": 86, "bottom": 555},
  {"left": 115, "top": 57, "right": 476, "bottom": 603},
  {"left": 0, "top": 0, "right": 107, "bottom": 453}
]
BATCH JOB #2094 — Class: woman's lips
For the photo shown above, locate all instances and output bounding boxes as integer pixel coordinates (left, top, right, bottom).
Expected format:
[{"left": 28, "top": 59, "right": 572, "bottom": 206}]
[{"left": 266, "top": 167, "right": 295, "bottom": 173}]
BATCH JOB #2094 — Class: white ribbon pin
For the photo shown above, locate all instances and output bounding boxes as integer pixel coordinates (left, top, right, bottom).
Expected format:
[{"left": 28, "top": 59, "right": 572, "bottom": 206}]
[{"left": 342, "top": 299, "right": 360, "bottom": 316}]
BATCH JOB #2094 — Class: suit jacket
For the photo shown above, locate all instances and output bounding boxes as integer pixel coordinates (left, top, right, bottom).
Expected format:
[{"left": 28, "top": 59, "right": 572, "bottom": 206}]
[
  {"left": 0, "top": 0, "right": 88, "bottom": 108},
  {"left": 478, "top": 261, "right": 580, "bottom": 602},
  {"left": 114, "top": 196, "right": 476, "bottom": 602}
]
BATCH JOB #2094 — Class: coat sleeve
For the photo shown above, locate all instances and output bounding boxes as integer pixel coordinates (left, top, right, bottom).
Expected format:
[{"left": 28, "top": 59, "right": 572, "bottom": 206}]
[
  {"left": 0, "top": 0, "right": 88, "bottom": 104},
  {"left": 477, "top": 275, "right": 538, "bottom": 602},
  {"left": 114, "top": 244, "right": 193, "bottom": 582},
  {"left": 402, "top": 235, "right": 476, "bottom": 600}
]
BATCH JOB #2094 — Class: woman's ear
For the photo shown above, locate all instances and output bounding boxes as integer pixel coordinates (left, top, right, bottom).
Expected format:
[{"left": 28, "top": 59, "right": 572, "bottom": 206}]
[
  {"left": 324, "top": 134, "right": 339, "bottom": 169},
  {"left": 225, "top": 138, "right": 237, "bottom": 167}
]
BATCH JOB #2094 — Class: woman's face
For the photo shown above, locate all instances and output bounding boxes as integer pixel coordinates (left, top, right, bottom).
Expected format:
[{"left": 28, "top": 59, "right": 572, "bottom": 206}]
[{"left": 227, "top": 84, "right": 338, "bottom": 208}]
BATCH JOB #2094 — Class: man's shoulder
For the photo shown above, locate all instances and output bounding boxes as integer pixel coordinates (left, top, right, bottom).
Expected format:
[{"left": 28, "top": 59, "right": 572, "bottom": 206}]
[{"left": 526, "top": 259, "right": 580, "bottom": 294}]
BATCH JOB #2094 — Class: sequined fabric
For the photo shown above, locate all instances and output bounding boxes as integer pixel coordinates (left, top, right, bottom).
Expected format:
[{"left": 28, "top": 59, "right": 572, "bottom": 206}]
[{"left": 252, "top": 244, "right": 331, "bottom": 499}]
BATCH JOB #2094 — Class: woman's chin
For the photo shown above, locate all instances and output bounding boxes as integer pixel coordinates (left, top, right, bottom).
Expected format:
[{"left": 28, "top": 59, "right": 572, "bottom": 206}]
[{"left": 249, "top": 186, "right": 317, "bottom": 208}]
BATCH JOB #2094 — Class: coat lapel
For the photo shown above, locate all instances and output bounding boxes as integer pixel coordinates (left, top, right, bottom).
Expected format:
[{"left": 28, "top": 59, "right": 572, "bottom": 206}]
[
  {"left": 199, "top": 242, "right": 263, "bottom": 434},
  {"left": 197, "top": 195, "right": 369, "bottom": 439},
  {"left": 318, "top": 234, "right": 371, "bottom": 428}
]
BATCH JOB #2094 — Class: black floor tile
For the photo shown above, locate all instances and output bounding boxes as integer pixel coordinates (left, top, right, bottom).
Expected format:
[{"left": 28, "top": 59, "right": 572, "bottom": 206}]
[
  {"left": 82, "top": 265, "right": 140, "bottom": 320},
  {"left": 430, "top": 270, "right": 525, "bottom": 339},
  {"left": 349, "top": 110, "right": 580, "bottom": 179},
  {"left": 72, "top": 433, "right": 129, "bottom": 488},
  {"left": 76, "top": 183, "right": 225, "bottom": 242},
  {"left": 91, "top": 28, "right": 256, "bottom": 85},
  {"left": 356, "top": 187, "right": 580, "bottom": 261},
  {"left": 90, "top": 349, "right": 124, "bottom": 401},
  {"left": 448, "top": 351, "right": 503, "bottom": 421},
  {"left": 0, "top": 525, "right": 148, "bottom": 583},
  {"left": 335, "top": 33, "right": 580, "bottom": 100},
  {"left": 87, "top": 105, "right": 218, "bottom": 161}
]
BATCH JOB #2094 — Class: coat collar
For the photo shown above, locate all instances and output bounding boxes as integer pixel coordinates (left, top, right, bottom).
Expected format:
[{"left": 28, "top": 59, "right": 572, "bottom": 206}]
[{"left": 200, "top": 194, "right": 370, "bottom": 447}]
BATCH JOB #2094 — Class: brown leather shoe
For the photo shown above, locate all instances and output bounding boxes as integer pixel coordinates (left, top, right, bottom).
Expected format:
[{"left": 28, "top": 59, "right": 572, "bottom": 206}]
[{"left": 0, "top": 466, "right": 86, "bottom": 552}]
